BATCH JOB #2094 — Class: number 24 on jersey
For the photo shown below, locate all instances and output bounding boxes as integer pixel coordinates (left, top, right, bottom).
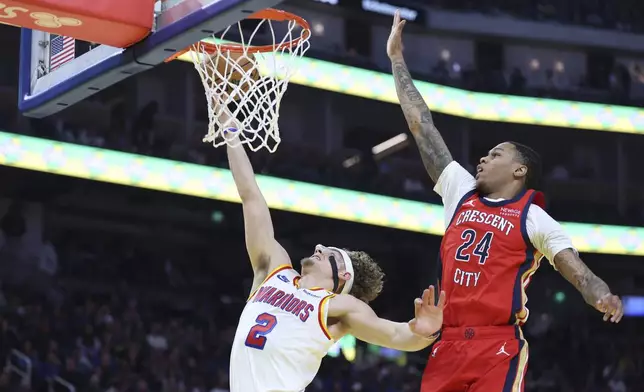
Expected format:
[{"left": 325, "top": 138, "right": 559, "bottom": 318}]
[{"left": 455, "top": 230, "right": 494, "bottom": 265}]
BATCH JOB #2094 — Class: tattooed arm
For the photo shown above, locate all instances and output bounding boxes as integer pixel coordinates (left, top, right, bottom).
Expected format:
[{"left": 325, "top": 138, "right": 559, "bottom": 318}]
[
  {"left": 553, "top": 249, "right": 623, "bottom": 323},
  {"left": 387, "top": 11, "right": 453, "bottom": 183},
  {"left": 391, "top": 58, "right": 452, "bottom": 182}
]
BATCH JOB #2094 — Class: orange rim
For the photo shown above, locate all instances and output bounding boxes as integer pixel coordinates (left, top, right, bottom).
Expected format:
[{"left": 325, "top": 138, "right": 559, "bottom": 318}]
[{"left": 165, "top": 8, "right": 310, "bottom": 62}]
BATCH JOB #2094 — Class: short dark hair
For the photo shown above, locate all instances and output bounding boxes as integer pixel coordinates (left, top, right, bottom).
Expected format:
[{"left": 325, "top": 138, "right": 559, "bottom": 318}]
[
  {"left": 509, "top": 141, "right": 542, "bottom": 190},
  {"left": 344, "top": 250, "right": 384, "bottom": 303}
]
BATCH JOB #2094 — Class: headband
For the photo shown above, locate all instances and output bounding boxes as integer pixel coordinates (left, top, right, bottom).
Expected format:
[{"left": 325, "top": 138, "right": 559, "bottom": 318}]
[{"left": 328, "top": 246, "right": 355, "bottom": 295}]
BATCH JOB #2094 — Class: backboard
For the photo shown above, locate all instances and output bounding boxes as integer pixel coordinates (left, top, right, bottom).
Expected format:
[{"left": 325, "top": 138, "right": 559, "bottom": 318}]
[{"left": 18, "top": 0, "right": 282, "bottom": 118}]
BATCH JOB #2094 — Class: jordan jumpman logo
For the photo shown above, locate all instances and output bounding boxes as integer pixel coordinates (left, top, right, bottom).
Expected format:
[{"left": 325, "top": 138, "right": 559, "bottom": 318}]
[{"left": 496, "top": 342, "right": 510, "bottom": 356}]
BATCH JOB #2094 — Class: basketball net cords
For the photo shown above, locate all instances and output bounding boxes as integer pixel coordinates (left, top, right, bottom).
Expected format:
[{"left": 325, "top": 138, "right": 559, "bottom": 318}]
[{"left": 190, "top": 17, "right": 310, "bottom": 152}]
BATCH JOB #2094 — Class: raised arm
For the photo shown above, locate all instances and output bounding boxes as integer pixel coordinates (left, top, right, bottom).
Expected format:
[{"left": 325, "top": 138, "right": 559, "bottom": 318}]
[
  {"left": 553, "top": 249, "right": 623, "bottom": 322},
  {"left": 387, "top": 11, "right": 453, "bottom": 183},
  {"left": 328, "top": 286, "right": 445, "bottom": 352},
  {"left": 222, "top": 108, "right": 290, "bottom": 278}
]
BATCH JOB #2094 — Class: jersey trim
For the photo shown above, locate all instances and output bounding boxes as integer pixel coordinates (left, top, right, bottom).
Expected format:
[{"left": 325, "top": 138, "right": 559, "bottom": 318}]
[
  {"left": 292, "top": 277, "right": 327, "bottom": 293},
  {"left": 447, "top": 189, "right": 477, "bottom": 228},
  {"left": 478, "top": 188, "right": 528, "bottom": 207},
  {"left": 247, "top": 264, "right": 293, "bottom": 302},
  {"left": 510, "top": 190, "right": 539, "bottom": 325},
  {"left": 317, "top": 293, "right": 336, "bottom": 341},
  {"left": 308, "top": 287, "right": 328, "bottom": 292},
  {"left": 435, "top": 251, "right": 443, "bottom": 293},
  {"left": 514, "top": 251, "right": 543, "bottom": 324},
  {"left": 502, "top": 339, "right": 529, "bottom": 392}
]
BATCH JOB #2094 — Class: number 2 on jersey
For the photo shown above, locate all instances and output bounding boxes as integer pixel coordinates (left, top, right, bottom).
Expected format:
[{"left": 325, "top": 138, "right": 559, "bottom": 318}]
[
  {"left": 455, "top": 230, "right": 494, "bottom": 265},
  {"left": 245, "top": 313, "right": 277, "bottom": 350}
]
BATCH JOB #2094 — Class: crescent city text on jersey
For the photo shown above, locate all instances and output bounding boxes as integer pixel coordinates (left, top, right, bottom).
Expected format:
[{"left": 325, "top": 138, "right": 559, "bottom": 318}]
[
  {"left": 450, "top": 205, "right": 523, "bottom": 288},
  {"left": 453, "top": 207, "right": 519, "bottom": 236}
]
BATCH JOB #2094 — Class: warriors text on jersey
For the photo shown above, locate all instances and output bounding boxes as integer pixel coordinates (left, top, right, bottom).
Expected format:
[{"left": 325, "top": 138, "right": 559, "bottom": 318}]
[
  {"left": 439, "top": 189, "right": 546, "bottom": 327},
  {"left": 230, "top": 265, "right": 336, "bottom": 392}
]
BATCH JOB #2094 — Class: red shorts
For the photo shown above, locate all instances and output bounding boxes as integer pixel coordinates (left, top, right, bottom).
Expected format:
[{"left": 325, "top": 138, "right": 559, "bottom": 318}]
[{"left": 421, "top": 325, "right": 529, "bottom": 392}]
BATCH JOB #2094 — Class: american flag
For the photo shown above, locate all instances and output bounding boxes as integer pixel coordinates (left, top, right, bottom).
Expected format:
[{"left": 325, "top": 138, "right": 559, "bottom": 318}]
[{"left": 49, "top": 34, "right": 75, "bottom": 71}]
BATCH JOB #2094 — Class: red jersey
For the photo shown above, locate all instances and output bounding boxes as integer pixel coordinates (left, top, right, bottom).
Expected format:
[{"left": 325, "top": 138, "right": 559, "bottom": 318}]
[{"left": 439, "top": 189, "right": 546, "bottom": 327}]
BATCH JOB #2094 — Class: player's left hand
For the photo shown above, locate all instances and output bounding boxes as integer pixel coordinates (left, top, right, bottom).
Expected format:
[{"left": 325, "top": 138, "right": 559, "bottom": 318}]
[
  {"left": 595, "top": 293, "right": 623, "bottom": 323},
  {"left": 387, "top": 10, "right": 407, "bottom": 60},
  {"left": 409, "top": 285, "right": 446, "bottom": 338}
]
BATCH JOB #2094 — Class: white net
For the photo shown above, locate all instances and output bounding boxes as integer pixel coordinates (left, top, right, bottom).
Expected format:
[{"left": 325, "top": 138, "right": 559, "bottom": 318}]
[{"left": 189, "top": 12, "right": 311, "bottom": 152}]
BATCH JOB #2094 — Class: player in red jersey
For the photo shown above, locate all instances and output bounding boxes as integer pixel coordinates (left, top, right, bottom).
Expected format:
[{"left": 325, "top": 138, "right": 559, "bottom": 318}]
[{"left": 387, "top": 10, "right": 624, "bottom": 392}]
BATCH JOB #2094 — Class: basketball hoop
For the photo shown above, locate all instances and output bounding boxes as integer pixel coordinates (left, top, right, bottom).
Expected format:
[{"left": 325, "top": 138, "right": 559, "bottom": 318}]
[{"left": 167, "top": 9, "right": 311, "bottom": 153}]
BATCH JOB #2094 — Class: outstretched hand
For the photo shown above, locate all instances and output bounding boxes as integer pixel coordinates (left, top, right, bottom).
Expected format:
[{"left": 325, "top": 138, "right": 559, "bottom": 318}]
[
  {"left": 595, "top": 293, "right": 623, "bottom": 323},
  {"left": 387, "top": 10, "right": 407, "bottom": 60},
  {"left": 409, "top": 285, "right": 446, "bottom": 338}
]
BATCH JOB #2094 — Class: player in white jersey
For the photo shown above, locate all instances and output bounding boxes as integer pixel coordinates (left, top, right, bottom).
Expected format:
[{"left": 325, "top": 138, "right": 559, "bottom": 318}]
[{"left": 224, "top": 123, "right": 447, "bottom": 392}]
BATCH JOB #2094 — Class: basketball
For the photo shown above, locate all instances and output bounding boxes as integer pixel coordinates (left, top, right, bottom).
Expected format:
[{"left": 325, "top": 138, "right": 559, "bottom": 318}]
[{"left": 209, "top": 51, "right": 261, "bottom": 101}]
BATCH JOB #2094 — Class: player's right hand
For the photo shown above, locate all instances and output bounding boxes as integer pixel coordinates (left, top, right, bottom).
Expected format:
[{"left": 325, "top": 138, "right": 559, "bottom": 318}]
[{"left": 387, "top": 10, "right": 407, "bottom": 60}]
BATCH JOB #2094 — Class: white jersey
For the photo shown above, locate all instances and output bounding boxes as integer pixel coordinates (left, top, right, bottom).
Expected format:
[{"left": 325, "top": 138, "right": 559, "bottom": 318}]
[{"left": 230, "top": 265, "right": 336, "bottom": 392}]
